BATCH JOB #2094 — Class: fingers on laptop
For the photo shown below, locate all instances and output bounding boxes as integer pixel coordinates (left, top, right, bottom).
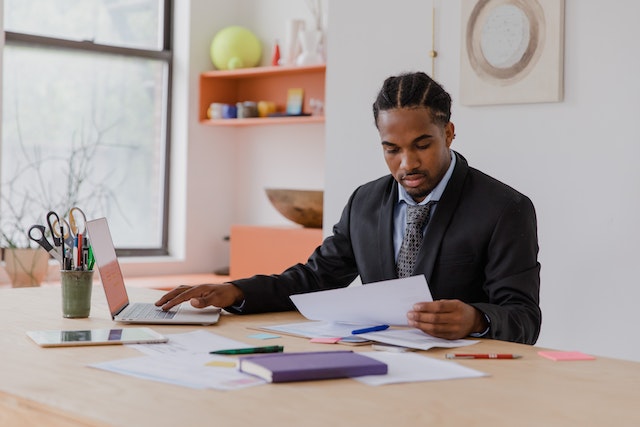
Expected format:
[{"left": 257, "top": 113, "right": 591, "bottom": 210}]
[{"left": 155, "top": 285, "right": 194, "bottom": 307}]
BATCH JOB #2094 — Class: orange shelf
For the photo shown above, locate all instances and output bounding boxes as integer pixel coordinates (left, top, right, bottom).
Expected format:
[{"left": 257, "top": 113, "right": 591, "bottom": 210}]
[
  {"left": 199, "top": 64, "right": 326, "bottom": 124},
  {"left": 200, "top": 64, "right": 325, "bottom": 79},
  {"left": 200, "top": 115, "right": 324, "bottom": 127}
]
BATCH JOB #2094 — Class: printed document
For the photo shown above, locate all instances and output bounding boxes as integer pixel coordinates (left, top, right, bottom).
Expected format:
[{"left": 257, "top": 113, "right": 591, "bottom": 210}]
[{"left": 290, "top": 275, "right": 431, "bottom": 325}]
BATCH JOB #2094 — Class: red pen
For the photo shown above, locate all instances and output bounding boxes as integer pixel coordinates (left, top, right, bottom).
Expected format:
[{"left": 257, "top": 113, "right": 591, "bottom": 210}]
[
  {"left": 445, "top": 353, "right": 522, "bottom": 359},
  {"left": 76, "top": 233, "right": 83, "bottom": 270}
]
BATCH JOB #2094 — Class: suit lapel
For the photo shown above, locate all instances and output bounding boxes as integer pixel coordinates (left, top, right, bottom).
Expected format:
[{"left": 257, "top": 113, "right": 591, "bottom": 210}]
[
  {"left": 378, "top": 178, "right": 399, "bottom": 279},
  {"left": 414, "top": 151, "right": 469, "bottom": 282}
]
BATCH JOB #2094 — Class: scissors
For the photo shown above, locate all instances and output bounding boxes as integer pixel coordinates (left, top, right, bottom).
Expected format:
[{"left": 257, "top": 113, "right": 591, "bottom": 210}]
[
  {"left": 28, "top": 224, "right": 63, "bottom": 262},
  {"left": 68, "top": 207, "right": 90, "bottom": 270},
  {"left": 46, "top": 210, "right": 74, "bottom": 248},
  {"left": 68, "top": 207, "right": 88, "bottom": 236}
]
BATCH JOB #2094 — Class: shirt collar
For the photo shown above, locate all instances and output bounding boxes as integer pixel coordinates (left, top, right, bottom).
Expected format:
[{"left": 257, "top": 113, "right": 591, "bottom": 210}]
[{"left": 397, "top": 150, "right": 456, "bottom": 206}]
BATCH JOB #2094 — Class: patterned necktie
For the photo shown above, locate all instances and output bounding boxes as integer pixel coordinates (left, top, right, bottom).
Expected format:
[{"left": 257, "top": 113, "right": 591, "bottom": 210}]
[{"left": 396, "top": 201, "right": 436, "bottom": 278}]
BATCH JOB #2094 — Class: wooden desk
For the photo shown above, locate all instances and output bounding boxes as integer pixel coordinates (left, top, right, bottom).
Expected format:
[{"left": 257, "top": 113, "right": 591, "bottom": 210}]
[
  {"left": 1, "top": 286, "right": 639, "bottom": 427},
  {"left": 0, "top": 273, "right": 230, "bottom": 291}
]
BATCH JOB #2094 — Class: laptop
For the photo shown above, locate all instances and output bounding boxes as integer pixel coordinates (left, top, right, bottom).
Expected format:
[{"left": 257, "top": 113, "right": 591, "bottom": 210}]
[{"left": 86, "top": 217, "right": 220, "bottom": 325}]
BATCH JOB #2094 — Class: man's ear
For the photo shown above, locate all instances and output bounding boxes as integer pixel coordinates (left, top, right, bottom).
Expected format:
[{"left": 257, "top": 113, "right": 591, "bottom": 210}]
[{"left": 445, "top": 122, "right": 456, "bottom": 147}]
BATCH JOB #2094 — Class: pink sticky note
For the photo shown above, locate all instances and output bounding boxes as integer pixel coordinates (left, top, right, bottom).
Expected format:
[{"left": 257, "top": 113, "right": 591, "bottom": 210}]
[
  {"left": 537, "top": 351, "right": 596, "bottom": 361},
  {"left": 310, "top": 337, "right": 342, "bottom": 344}
]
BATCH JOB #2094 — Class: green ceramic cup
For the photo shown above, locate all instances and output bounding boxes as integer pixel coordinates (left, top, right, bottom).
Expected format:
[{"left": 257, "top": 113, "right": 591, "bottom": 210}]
[{"left": 61, "top": 270, "right": 94, "bottom": 318}]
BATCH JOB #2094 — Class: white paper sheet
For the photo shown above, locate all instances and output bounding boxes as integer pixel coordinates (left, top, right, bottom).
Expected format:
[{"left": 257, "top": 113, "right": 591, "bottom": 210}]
[
  {"left": 90, "top": 330, "right": 265, "bottom": 390},
  {"left": 257, "top": 320, "right": 374, "bottom": 338},
  {"left": 90, "top": 353, "right": 265, "bottom": 390},
  {"left": 289, "top": 275, "right": 432, "bottom": 325},
  {"left": 354, "top": 352, "right": 489, "bottom": 385},
  {"left": 90, "top": 331, "right": 482, "bottom": 389},
  {"left": 258, "top": 320, "right": 478, "bottom": 350},
  {"left": 359, "top": 328, "right": 478, "bottom": 350},
  {"left": 128, "top": 329, "right": 251, "bottom": 356}
]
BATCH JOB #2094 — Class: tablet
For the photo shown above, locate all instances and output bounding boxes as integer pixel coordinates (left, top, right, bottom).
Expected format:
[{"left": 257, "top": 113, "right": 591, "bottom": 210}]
[{"left": 27, "top": 327, "right": 168, "bottom": 347}]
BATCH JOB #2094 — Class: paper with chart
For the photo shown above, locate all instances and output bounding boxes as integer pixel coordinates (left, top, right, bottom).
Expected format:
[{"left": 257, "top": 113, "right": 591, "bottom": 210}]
[{"left": 289, "top": 275, "right": 432, "bottom": 326}]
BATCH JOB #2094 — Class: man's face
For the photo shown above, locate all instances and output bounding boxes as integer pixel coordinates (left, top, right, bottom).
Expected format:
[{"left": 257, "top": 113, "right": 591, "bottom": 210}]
[{"left": 377, "top": 108, "right": 455, "bottom": 203}]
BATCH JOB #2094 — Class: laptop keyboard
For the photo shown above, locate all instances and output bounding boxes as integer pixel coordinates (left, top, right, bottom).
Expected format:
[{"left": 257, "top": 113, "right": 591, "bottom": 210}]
[{"left": 124, "top": 303, "right": 177, "bottom": 320}]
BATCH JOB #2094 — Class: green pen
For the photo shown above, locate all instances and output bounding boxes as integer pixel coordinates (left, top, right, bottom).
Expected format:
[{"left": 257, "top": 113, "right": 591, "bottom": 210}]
[
  {"left": 87, "top": 246, "right": 95, "bottom": 270},
  {"left": 209, "top": 345, "right": 284, "bottom": 355}
]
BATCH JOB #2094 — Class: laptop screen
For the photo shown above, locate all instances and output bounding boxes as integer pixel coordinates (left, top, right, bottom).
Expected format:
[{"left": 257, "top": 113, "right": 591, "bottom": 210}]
[{"left": 86, "top": 218, "right": 130, "bottom": 317}]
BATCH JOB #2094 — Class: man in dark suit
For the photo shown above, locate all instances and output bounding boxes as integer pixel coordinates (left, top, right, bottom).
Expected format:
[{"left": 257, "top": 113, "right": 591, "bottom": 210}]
[{"left": 157, "top": 72, "right": 541, "bottom": 345}]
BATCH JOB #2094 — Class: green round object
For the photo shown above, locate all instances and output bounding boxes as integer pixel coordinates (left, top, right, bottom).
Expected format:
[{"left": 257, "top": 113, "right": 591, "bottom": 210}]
[{"left": 210, "top": 26, "right": 262, "bottom": 70}]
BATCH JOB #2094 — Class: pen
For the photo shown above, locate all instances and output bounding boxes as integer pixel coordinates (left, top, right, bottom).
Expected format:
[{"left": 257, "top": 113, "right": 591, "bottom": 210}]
[
  {"left": 209, "top": 345, "right": 284, "bottom": 355},
  {"left": 77, "top": 233, "right": 83, "bottom": 270},
  {"left": 351, "top": 324, "right": 389, "bottom": 335},
  {"left": 445, "top": 353, "right": 522, "bottom": 359}
]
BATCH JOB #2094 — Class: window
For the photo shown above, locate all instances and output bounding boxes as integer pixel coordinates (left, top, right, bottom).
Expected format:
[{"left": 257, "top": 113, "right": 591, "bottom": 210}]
[{"left": 1, "top": 0, "right": 172, "bottom": 255}]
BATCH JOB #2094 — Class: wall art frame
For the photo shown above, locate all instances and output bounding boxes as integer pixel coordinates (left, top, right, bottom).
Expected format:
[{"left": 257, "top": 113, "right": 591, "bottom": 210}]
[{"left": 460, "top": 0, "right": 565, "bottom": 106}]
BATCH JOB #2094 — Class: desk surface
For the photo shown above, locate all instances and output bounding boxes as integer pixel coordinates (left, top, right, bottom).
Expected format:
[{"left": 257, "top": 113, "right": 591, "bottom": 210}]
[
  {"left": 1, "top": 286, "right": 639, "bottom": 427},
  {"left": 0, "top": 273, "right": 231, "bottom": 291}
]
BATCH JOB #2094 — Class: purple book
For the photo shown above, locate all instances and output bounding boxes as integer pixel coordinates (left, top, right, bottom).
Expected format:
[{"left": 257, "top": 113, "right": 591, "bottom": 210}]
[{"left": 238, "top": 350, "right": 388, "bottom": 383}]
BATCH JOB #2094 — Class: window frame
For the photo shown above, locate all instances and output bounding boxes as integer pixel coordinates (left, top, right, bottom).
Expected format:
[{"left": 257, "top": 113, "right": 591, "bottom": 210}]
[{"left": 2, "top": 0, "right": 173, "bottom": 257}]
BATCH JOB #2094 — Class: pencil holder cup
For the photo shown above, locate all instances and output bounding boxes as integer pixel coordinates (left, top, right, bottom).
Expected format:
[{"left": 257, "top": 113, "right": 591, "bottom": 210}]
[{"left": 61, "top": 270, "right": 94, "bottom": 318}]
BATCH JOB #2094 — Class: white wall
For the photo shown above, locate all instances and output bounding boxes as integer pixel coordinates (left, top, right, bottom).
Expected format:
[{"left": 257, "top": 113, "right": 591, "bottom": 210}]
[
  {"left": 326, "top": 0, "right": 640, "bottom": 362},
  {"left": 324, "top": 0, "right": 433, "bottom": 209}
]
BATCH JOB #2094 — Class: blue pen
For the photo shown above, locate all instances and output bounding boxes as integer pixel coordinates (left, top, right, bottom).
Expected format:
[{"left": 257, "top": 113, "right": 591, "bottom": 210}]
[{"left": 351, "top": 325, "right": 389, "bottom": 335}]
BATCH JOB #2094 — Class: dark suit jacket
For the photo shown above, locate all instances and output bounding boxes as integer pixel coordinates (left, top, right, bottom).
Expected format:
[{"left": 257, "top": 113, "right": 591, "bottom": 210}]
[{"left": 230, "top": 151, "right": 541, "bottom": 344}]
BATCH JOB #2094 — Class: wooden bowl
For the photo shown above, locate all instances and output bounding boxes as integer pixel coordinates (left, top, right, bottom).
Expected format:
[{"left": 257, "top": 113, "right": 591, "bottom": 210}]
[{"left": 265, "top": 188, "right": 323, "bottom": 228}]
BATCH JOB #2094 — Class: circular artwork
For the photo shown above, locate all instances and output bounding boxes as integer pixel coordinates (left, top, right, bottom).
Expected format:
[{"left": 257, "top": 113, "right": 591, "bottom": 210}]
[{"left": 466, "top": 0, "right": 546, "bottom": 85}]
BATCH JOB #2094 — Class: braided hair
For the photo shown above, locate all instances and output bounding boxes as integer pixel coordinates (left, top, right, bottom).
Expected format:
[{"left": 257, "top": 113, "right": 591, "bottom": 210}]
[{"left": 372, "top": 72, "right": 452, "bottom": 128}]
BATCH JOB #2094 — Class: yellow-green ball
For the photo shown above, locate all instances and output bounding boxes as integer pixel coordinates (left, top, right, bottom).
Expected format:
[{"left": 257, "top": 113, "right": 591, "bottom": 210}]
[{"left": 210, "top": 26, "right": 262, "bottom": 70}]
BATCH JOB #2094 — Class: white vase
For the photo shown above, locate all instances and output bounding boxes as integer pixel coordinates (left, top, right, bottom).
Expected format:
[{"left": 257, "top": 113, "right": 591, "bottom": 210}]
[
  {"left": 284, "top": 19, "right": 306, "bottom": 66},
  {"left": 296, "top": 30, "right": 324, "bottom": 66},
  {"left": 3, "top": 247, "right": 49, "bottom": 287}
]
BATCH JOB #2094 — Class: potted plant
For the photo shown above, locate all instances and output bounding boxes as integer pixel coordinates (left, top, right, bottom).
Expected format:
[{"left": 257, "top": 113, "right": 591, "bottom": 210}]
[
  {"left": 1, "top": 123, "right": 115, "bottom": 287},
  {"left": 1, "top": 167, "right": 51, "bottom": 287},
  {"left": 1, "top": 247, "right": 49, "bottom": 288}
]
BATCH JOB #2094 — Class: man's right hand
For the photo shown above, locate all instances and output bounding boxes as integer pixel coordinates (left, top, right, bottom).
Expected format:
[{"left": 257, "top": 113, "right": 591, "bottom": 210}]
[{"left": 154, "top": 283, "right": 244, "bottom": 311}]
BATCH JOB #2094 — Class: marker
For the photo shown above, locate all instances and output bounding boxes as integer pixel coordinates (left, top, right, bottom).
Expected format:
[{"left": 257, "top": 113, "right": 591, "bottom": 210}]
[
  {"left": 351, "top": 324, "right": 389, "bottom": 335},
  {"left": 73, "top": 235, "right": 79, "bottom": 270},
  {"left": 445, "top": 353, "right": 522, "bottom": 359},
  {"left": 209, "top": 345, "right": 284, "bottom": 355},
  {"left": 87, "top": 246, "right": 95, "bottom": 270}
]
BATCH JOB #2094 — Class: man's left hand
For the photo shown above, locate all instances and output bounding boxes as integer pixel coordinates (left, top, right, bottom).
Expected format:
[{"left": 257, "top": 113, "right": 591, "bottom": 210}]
[{"left": 407, "top": 299, "right": 487, "bottom": 340}]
